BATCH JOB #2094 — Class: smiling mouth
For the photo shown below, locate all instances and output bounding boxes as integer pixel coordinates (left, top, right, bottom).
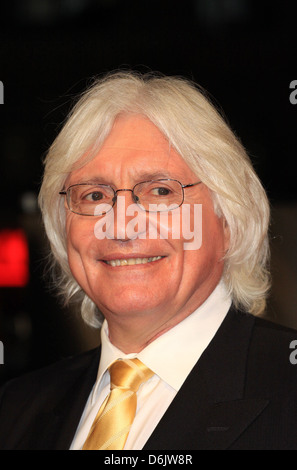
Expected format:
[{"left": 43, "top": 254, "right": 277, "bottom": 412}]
[{"left": 103, "top": 256, "right": 164, "bottom": 267}]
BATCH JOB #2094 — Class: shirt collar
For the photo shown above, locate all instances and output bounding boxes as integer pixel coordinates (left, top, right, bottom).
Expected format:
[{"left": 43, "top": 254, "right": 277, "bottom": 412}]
[{"left": 91, "top": 280, "right": 231, "bottom": 403}]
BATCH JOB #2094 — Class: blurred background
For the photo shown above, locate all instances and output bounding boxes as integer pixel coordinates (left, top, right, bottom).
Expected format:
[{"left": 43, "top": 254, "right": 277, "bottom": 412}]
[{"left": 0, "top": 0, "right": 296, "bottom": 385}]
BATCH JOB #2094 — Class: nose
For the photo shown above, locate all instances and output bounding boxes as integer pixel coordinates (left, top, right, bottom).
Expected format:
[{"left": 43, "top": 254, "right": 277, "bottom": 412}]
[
  {"left": 109, "top": 189, "right": 146, "bottom": 241},
  {"left": 112, "top": 188, "right": 138, "bottom": 205}
]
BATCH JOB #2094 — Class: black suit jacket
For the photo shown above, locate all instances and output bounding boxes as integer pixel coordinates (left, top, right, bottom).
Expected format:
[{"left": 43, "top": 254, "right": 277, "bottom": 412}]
[{"left": 1, "top": 307, "right": 297, "bottom": 450}]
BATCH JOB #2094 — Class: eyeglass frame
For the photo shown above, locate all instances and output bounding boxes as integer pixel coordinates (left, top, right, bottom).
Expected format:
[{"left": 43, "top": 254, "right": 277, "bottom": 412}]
[{"left": 59, "top": 178, "right": 202, "bottom": 216}]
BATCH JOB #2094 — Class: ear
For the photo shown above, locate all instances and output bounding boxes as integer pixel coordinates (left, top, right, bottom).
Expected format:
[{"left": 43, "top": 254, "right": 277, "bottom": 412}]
[{"left": 222, "top": 217, "right": 230, "bottom": 252}]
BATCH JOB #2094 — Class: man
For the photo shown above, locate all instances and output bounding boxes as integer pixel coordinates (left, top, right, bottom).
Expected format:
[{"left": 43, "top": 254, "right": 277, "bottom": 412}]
[{"left": 0, "top": 71, "right": 297, "bottom": 450}]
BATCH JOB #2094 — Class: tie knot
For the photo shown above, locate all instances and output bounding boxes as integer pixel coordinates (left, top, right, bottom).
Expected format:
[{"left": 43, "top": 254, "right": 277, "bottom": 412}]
[{"left": 109, "top": 358, "right": 154, "bottom": 392}]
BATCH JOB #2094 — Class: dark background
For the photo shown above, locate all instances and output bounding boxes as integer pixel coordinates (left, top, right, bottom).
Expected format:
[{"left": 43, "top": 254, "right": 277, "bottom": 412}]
[{"left": 0, "top": 0, "right": 296, "bottom": 385}]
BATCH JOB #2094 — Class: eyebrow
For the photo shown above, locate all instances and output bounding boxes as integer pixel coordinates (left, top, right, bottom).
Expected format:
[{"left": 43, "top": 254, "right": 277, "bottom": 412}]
[
  {"left": 70, "top": 171, "right": 175, "bottom": 186},
  {"left": 132, "top": 170, "right": 173, "bottom": 181}
]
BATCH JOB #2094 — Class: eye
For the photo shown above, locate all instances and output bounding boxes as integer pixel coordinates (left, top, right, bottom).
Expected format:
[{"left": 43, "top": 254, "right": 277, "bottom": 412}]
[
  {"left": 150, "top": 187, "right": 171, "bottom": 196},
  {"left": 84, "top": 191, "right": 104, "bottom": 202}
]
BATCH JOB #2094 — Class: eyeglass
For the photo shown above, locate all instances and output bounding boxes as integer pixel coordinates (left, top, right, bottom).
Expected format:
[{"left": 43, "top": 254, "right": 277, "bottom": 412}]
[{"left": 59, "top": 179, "right": 202, "bottom": 216}]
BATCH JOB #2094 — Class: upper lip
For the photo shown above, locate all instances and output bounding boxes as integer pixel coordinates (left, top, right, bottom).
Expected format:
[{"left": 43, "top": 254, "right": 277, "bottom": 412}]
[{"left": 99, "top": 253, "right": 165, "bottom": 261}]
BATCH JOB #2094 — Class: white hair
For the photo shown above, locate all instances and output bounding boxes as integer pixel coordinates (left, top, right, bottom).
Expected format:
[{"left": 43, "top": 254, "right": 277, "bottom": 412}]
[{"left": 38, "top": 70, "right": 270, "bottom": 327}]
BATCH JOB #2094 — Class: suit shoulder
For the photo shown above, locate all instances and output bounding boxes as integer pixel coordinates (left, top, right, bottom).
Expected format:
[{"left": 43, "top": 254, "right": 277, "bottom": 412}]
[
  {"left": 0, "top": 347, "right": 100, "bottom": 449},
  {"left": 253, "top": 315, "right": 297, "bottom": 342},
  {"left": 250, "top": 315, "right": 297, "bottom": 361},
  {"left": 245, "top": 315, "right": 297, "bottom": 388},
  {"left": 0, "top": 347, "right": 100, "bottom": 403}
]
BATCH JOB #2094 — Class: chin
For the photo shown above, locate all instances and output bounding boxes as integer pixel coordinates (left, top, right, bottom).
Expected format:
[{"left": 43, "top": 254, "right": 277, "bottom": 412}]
[{"left": 97, "top": 291, "right": 165, "bottom": 318}]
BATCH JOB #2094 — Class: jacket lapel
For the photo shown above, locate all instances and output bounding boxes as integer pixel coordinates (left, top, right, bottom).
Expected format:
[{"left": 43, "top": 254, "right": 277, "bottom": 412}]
[
  {"left": 21, "top": 347, "right": 101, "bottom": 450},
  {"left": 204, "top": 398, "right": 268, "bottom": 449},
  {"left": 51, "top": 348, "right": 100, "bottom": 450},
  {"left": 144, "top": 308, "right": 268, "bottom": 450}
]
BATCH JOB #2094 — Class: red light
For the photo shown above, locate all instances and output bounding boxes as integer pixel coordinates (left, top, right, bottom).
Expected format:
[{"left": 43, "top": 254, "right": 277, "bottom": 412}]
[{"left": 0, "top": 229, "right": 29, "bottom": 287}]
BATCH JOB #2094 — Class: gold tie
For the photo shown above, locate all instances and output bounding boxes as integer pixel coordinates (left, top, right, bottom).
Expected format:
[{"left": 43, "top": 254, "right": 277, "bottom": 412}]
[{"left": 82, "top": 358, "right": 154, "bottom": 450}]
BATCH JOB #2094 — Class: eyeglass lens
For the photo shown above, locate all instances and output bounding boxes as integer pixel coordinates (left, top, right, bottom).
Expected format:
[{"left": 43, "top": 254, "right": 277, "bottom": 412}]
[{"left": 67, "top": 180, "right": 184, "bottom": 215}]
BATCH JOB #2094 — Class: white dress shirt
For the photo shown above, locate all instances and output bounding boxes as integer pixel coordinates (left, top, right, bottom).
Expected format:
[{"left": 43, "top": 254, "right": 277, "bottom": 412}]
[{"left": 70, "top": 280, "right": 231, "bottom": 450}]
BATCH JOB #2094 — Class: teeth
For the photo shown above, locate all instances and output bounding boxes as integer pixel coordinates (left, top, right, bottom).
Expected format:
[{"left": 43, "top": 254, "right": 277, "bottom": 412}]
[{"left": 105, "top": 256, "right": 162, "bottom": 267}]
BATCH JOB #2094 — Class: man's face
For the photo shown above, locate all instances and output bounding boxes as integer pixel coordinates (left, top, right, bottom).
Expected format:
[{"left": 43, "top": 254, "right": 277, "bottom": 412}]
[{"left": 65, "top": 115, "right": 229, "bottom": 345}]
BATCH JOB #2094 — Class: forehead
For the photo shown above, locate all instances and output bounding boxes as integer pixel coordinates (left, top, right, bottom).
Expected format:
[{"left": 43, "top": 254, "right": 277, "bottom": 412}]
[
  {"left": 67, "top": 114, "right": 195, "bottom": 184},
  {"left": 99, "top": 114, "right": 171, "bottom": 152}
]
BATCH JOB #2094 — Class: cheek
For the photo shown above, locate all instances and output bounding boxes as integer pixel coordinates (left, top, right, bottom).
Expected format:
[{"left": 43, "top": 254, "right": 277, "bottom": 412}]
[
  {"left": 66, "top": 218, "right": 81, "bottom": 262},
  {"left": 168, "top": 202, "right": 224, "bottom": 255},
  {"left": 199, "top": 210, "right": 227, "bottom": 267},
  {"left": 66, "top": 215, "right": 95, "bottom": 250},
  {"left": 65, "top": 216, "right": 94, "bottom": 279},
  {"left": 182, "top": 208, "right": 227, "bottom": 277}
]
